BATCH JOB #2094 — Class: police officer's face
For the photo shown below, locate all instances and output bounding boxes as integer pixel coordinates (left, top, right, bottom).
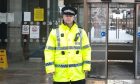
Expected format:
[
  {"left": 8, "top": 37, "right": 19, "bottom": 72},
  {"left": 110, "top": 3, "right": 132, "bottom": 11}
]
[{"left": 63, "top": 15, "right": 75, "bottom": 24}]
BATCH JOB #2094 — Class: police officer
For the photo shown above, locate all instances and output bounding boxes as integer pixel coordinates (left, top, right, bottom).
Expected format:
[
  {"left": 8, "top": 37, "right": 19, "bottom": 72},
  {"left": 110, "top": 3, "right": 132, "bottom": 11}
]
[{"left": 44, "top": 6, "right": 91, "bottom": 84}]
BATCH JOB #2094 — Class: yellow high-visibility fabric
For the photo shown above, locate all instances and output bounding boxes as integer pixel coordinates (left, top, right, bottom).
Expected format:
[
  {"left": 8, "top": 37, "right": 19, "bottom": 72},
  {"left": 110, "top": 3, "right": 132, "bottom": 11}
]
[{"left": 44, "top": 23, "right": 91, "bottom": 82}]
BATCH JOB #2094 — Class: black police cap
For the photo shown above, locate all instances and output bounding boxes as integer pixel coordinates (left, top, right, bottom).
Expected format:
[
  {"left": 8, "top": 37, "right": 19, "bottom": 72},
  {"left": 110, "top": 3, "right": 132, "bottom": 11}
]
[{"left": 61, "top": 6, "right": 77, "bottom": 16}]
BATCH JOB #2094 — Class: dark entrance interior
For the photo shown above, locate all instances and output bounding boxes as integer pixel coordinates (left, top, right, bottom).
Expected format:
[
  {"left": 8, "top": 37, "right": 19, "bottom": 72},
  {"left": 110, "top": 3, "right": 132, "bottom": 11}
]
[{"left": 0, "top": 0, "right": 7, "bottom": 49}]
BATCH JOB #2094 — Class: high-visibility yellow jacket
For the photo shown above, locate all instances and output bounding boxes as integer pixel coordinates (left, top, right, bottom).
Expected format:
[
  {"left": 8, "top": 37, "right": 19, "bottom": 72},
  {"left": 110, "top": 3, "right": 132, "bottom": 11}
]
[{"left": 44, "top": 23, "right": 91, "bottom": 82}]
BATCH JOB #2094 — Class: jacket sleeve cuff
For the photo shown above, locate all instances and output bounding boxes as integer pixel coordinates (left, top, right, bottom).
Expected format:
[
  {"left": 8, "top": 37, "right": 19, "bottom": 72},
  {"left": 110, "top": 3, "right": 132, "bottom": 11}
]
[
  {"left": 83, "top": 64, "right": 91, "bottom": 71},
  {"left": 45, "top": 65, "right": 55, "bottom": 74},
  {"left": 83, "top": 61, "right": 91, "bottom": 71},
  {"left": 45, "top": 62, "right": 55, "bottom": 74}
]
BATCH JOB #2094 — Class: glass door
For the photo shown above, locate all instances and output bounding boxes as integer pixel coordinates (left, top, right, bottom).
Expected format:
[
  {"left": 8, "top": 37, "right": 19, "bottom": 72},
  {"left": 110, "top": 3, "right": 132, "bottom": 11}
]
[
  {"left": 109, "top": 3, "right": 134, "bottom": 43},
  {"left": 88, "top": 3, "right": 108, "bottom": 78},
  {"left": 108, "top": 3, "right": 135, "bottom": 79}
]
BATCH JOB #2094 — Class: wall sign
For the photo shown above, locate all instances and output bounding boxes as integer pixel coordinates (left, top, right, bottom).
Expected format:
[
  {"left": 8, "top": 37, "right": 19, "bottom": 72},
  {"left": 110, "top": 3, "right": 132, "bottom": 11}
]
[
  {"left": 30, "top": 25, "right": 40, "bottom": 39},
  {"left": 34, "top": 8, "right": 44, "bottom": 21}
]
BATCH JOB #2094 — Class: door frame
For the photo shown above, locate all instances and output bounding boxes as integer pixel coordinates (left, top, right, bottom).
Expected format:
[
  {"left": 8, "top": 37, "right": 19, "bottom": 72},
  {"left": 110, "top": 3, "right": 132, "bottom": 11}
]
[{"left": 135, "top": 3, "right": 140, "bottom": 79}]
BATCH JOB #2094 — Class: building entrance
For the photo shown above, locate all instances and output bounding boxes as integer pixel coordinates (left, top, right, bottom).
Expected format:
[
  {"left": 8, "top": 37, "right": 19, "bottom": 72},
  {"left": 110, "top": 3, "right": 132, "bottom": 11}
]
[
  {"left": 108, "top": 3, "right": 135, "bottom": 79},
  {"left": 88, "top": 3, "right": 135, "bottom": 79}
]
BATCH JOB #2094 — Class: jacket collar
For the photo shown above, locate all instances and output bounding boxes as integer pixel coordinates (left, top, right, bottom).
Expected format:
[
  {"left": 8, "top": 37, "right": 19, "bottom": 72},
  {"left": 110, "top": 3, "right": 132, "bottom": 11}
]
[{"left": 60, "top": 22, "right": 78, "bottom": 32}]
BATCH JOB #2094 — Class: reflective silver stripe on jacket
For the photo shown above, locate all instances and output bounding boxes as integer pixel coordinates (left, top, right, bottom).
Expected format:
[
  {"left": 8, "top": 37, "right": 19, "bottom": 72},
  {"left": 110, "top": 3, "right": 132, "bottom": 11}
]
[
  {"left": 82, "top": 45, "right": 90, "bottom": 49},
  {"left": 45, "top": 45, "right": 90, "bottom": 50},
  {"left": 45, "top": 62, "right": 54, "bottom": 66},
  {"left": 56, "top": 28, "right": 60, "bottom": 46},
  {"left": 55, "top": 61, "right": 91, "bottom": 68},
  {"left": 79, "top": 28, "right": 82, "bottom": 49},
  {"left": 56, "top": 46, "right": 82, "bottom": 50},
  {"left": 55, "top": 63, "right": 83, "bottom": 68},
  {"left": 45, "top": 61, "right": 91, "bottom": 67},
  {"left": 83, "top": 61, "right": 91, "bottom": 64}
]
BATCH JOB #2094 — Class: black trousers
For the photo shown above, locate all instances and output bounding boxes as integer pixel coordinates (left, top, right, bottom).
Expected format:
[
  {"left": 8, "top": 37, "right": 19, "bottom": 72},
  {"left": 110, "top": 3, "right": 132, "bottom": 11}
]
[{"left": 53, "top": 79, "right": 85, "bottom": 84}]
